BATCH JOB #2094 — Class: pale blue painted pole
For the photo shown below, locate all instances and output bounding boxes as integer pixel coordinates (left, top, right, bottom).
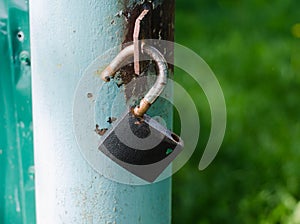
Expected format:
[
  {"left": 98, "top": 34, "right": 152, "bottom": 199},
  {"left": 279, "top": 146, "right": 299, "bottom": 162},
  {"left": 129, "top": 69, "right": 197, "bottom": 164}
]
[{"left": 29, "top": 0, "right": 171, "bottom": 223}]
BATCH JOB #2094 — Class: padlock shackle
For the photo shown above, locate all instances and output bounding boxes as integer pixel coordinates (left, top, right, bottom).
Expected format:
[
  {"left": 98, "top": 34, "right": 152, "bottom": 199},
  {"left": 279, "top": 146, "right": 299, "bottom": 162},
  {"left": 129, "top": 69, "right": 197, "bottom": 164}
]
[{"left": 101, "top": 44, "right": 168, "bottom": 117}]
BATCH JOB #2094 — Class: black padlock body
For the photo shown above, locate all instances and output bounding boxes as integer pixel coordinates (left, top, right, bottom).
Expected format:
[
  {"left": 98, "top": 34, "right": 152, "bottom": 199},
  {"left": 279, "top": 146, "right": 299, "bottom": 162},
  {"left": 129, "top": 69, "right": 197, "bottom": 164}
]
[
  {"left": 98, "top": 110, "right": 183, "bottom": 182},
  {"left": 102, "top": 112, "right": 178, "bottom": 165},
  {"left": 128, "top": 114, "right": 151, "bottom": 139}
]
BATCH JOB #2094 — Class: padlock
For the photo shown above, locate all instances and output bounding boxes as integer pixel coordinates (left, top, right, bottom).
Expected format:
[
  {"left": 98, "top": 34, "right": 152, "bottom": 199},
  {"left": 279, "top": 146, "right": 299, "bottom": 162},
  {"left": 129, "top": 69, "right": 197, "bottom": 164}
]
[{"left": 98, "top": 43, "right": 183, "bottom": 182}]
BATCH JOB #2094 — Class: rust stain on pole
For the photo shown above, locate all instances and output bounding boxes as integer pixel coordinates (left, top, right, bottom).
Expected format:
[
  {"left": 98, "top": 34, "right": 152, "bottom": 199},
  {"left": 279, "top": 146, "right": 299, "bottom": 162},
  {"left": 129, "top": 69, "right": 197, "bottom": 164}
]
[{"left": 121, "top": 0, "right": 175, "bottom": 102}]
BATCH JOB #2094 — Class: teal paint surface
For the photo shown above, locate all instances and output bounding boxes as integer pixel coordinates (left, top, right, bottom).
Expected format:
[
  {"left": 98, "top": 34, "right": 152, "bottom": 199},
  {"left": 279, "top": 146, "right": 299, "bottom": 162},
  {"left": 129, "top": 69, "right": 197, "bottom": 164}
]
[
  {"left": 0, "top": 0, "right": 35, "bottom": 223},
  {"left": 29, "top": 0, "right": 171, "bottom": 223}
]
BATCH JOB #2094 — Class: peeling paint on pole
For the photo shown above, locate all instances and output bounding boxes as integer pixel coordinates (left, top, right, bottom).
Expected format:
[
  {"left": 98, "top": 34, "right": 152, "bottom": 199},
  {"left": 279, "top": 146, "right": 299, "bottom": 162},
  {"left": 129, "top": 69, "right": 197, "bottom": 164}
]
[
  {"left": 119, "top": 0, "right": 174, "bottom": 101},
  {"left": 30, "top": 0, "right": 173, "bottom": 223}
]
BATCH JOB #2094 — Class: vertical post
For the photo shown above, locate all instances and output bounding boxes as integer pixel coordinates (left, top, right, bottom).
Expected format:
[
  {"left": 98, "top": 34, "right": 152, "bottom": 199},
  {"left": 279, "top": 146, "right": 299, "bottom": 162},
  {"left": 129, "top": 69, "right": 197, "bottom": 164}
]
[
  {"left": 0, "top": 0, "right": 35, "bottom": 223},
  {"left": 29, "top": 0, "right": 174, "bottom": 223}
]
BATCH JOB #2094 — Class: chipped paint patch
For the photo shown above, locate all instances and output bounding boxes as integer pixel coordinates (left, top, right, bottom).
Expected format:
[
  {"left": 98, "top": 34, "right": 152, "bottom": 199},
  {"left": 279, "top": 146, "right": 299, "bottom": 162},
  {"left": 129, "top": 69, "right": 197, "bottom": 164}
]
[{"left": 120, "top": 0, "right": 174, "bottom": 102}]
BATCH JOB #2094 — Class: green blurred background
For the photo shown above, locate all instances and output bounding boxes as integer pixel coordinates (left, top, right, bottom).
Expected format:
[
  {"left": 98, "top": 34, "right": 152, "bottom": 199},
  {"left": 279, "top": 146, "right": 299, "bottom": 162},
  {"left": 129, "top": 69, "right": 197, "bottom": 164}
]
[
  {"left": 172, "top": 0, "right": 300, "bottom": 223},
  {"left": 1, "top": 0, "right": 300, "bottom": 223}
]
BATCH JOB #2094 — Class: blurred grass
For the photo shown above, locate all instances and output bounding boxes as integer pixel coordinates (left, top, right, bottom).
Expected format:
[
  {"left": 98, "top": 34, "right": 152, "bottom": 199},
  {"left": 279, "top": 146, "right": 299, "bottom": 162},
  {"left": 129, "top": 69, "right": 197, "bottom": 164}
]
[{"left": 172, "top": 0, "right": 300, "bottom": 223}]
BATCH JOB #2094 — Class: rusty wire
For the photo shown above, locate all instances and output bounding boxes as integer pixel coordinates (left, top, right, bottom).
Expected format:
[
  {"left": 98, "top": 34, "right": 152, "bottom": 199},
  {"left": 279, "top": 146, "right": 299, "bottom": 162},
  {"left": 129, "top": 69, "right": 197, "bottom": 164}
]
[
  {"left": 133, "top": 9, "right": 149, "bottom": 75},
  {"left": 101, "top": 43, "right": 168, "bottom": 117}
]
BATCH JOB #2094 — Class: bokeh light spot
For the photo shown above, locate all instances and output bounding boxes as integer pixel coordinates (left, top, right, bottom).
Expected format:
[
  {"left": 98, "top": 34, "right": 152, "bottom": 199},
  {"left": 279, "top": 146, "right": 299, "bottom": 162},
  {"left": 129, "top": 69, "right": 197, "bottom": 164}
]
[{"left": 292, "top": 23, "right": 300, "bottom": 38}]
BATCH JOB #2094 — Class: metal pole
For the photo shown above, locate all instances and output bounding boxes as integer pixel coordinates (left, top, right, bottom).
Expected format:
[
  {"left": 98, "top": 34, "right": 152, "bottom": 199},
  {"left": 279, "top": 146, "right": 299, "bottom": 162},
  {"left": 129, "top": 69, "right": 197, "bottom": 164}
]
[
  {"left": 1, "top": 0, "right": 35, "bottom": 223},
  {"left": 29, "top": 0, "right": 173, "bottom": 223}
]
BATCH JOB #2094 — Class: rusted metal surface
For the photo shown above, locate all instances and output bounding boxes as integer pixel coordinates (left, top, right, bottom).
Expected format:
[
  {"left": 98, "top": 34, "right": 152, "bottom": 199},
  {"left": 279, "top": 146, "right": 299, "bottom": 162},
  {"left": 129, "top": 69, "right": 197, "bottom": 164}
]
[
  {"left": 94, "top": 124, "right": 108, "bottom": 136},
  {"left": 101, "top": 43, "right": 168, "bottom": 117},
  {"left": 133, "top": 98, "right": 151, "bottom": 117},
  {"left": 120, "top": 0, "right": 174, "bottom": 104}
]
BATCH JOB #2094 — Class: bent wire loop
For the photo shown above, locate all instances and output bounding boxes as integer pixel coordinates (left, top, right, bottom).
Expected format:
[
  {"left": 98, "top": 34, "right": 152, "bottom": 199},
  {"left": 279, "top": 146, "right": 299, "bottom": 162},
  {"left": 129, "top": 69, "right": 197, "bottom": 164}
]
[{"left": 101, "top": 44, "right": 168, "bottom": 117}]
